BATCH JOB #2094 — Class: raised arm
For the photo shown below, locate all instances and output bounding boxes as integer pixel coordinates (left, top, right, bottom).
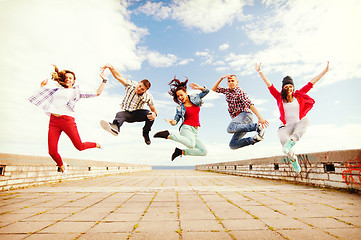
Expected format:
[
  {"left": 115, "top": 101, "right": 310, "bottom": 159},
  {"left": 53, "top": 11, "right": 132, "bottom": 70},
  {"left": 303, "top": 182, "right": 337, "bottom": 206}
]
[
  {"left": 255, "top": 63, "right": 272, "bottom": 88},
  {"left": 101, "top": 63, "right": 128, "bottom": 86},
  {"left": 212, "top": 75, "right": 229, "bottom": 91},
  {"left": 310, "top": 61, "right": 329, "bottom": 85},
  {"left": 96, "top": 70, "right": 107, "bottom": 96}
]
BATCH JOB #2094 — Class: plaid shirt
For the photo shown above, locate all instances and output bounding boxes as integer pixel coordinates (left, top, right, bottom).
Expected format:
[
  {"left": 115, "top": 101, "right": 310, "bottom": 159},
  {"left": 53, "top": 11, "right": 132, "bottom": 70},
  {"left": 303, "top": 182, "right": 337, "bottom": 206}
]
[
  {"left": 121, "top": 80, "right": 154, "bottom": 111},
  {"left": 216, "top": 86, "right": 253, "bottom": 118},
  {"left": 29, "top": 85, "right": 97, "bottom": 113}
]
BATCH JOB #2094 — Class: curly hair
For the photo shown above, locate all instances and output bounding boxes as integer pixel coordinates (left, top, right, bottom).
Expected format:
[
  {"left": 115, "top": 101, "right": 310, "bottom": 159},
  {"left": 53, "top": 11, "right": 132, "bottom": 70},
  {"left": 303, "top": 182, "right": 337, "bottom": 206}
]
[
  {"left": 168, "top": 76, "right": 188, "bottom": 105},
  {"left": 51, "top": 64, "right": 76, "bottom": 88}
]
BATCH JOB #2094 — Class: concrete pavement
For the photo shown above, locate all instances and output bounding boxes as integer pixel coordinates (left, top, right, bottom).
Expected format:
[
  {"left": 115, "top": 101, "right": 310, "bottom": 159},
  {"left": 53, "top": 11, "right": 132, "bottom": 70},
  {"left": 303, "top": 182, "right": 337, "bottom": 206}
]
[{"left": 0, "top": 170, "right": 360, "bottom": 240}]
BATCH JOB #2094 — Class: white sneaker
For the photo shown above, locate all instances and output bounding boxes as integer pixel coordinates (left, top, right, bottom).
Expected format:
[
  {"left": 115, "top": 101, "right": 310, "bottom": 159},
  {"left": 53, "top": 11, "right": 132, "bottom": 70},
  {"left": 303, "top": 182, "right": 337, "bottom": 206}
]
[
  {"left": 62, "top": 162, "right": 67, "bottom": 177},
  {"left": 253, "top": 133, "right": 264, "bottom": 142},
  {"left": 100, "top": 120, "right": 118, "bottom": 136},
  {"left": 256, "top": 123, "right": 265, "bottom": 139}
]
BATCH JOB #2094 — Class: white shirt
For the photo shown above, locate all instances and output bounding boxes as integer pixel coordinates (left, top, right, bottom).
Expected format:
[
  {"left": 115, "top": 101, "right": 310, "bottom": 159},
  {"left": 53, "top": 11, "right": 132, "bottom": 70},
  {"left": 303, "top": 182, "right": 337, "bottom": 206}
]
[
  {"left": 47, "top": 88, "right": 77, "bottom": 117},
  {"left": 283, "top": 98, "right": 299, "bottom": 124}
]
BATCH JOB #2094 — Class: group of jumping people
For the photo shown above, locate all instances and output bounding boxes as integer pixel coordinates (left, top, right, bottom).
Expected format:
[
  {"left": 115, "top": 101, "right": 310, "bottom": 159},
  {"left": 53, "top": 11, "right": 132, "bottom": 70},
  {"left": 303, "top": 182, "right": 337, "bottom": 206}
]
[{"left": 29, "top": 62, "right": 329, "bottom": 176}]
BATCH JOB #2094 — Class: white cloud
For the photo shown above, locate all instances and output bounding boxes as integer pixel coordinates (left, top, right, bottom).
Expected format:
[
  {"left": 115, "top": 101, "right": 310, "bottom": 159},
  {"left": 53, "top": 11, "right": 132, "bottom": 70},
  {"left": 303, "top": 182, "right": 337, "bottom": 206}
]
[
  {"left": 219, "top": 43, "right": 230, "bottom": 51},
  {"left": 136, "top": 1, "right": 171, "bottom": 20},
  {"left": 195, "top": 49, "right": 214, "bottom": 64},
  {"left": 240, "top": 0, "right": 361, "bottom": 85},
  {"left": 144, "top": 50, "right": 178, "bottom": 68},
  {"left": 137, "top": 0, "right": 252, "bottom": 33},
  {"left": 178, "top": 58, "right": 194, "bottom": 65}
]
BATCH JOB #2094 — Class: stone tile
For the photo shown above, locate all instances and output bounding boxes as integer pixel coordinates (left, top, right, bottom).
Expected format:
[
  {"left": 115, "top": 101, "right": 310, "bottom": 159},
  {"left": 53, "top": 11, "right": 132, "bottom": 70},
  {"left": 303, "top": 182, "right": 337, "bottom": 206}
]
[
  {"left": 278, "top": 228, "right": 338, "bottom": 240},
  {"left": 39, "top": 221, "right": 95, "bottom": 233},
  {"left": 299, "top": 217, "right": 355, "bottom": 229},
  {"left": 326, "top": 228, "right": 361, "bottom": 240},
  {"left": 135, "top": 220, "right": 179, "bottom": 232},
  {"left": 230, "top": 230, "right": 285, "bottom": 240},
  {"left": 0, "top": 221, "right": 53, "bottom": 234},
  {"left": 130, "top": 231, "right": 179, "bottom": 240},
  {"left": 26, "top": 213, "right": 71, "bottom": 221},
  {"left": 222, "top": 219, "right": 268, "bottom": 230},
  {"left": 103, "top": 212, "right": 142, "bottom": 222},
  {"left": 0, "top": 234, "right": 29, "bottom": 240},
  {"left": 182, "top": 231, "right": 233, "bottom": 240},
  {"left": 78, "top": 232, "right": 129, "bottom": 240},
  {"left": 86, "top": 221, "right": 137, "bottom": 233},
  {"left": 25, "top": 233, "right": 79, "bottom": 240},
  {"left": 261, "top": 216, "right": 311, "bottom": 229},
  {"left": 181, "top": 220, "right": 224, "bottom": 231}
]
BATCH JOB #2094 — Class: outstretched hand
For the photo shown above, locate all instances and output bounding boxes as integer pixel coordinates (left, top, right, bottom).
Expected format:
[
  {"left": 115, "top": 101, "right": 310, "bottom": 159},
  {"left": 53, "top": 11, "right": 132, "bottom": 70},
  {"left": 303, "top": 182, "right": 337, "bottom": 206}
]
[
  {"left": 258, "top": 117, "right": 269, "bottom": 129},
  {"left": 40, "top": 79, "right": 49, "bottom": 87},
  {"left": 189, "top": 83, "right": 204, "bottom": 91},
  {"left": 255, "top": 62, "right": 262, "bottom": 73},
  {"left": 165, "top": 118, "right": 176, "bottom": 126}
]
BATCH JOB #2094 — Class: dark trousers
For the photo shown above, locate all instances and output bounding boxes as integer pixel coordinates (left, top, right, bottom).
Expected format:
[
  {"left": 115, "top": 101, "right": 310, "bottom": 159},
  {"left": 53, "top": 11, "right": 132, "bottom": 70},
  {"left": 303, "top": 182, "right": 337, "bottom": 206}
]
[{"left": 113, "top": 109, "right": 154, "bottom": 134}]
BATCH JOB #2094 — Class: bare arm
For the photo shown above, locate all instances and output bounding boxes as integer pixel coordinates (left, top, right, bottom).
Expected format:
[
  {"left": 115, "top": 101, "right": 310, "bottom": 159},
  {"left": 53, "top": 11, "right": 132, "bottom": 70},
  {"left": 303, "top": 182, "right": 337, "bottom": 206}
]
[
  {"left": 189, "top": 83, "right": 205, "bottom": 91},
  {"left": 310, "top": 61, "right": 329, "bottom": 85},
  {"left": 101, "top": 63, "right": 128, "bottom": 86},
  {"left": 249, "top": 105, "right": 269, "bottom": 128},
  {"left": 96, "top": 70, "right": 107, "bottom": 96},
  {"left": 212, "top": 75, "right": 230, "bottom": 91},
  {"left": 147, "top": 104, "right": 158, "bottom": 121},
  {"left": 255, "top": 63, "right": 272, "bottom": 88}
]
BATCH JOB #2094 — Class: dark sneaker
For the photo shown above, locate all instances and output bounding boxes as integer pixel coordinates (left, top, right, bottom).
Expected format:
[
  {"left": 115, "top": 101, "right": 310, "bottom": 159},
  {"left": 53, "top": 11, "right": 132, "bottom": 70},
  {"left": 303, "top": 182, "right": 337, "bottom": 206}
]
[
  {"left": 143, "top": 132, "right": 151, "bottom": 145},
  {"left": 100, "top": 120, "right": 118, "bottom": 136},
  {"left": 154, "top": 130, "right": 170, "bottom": 139},
  {"left": 171, "top": 148, "right": 183, "bottom": 161}
]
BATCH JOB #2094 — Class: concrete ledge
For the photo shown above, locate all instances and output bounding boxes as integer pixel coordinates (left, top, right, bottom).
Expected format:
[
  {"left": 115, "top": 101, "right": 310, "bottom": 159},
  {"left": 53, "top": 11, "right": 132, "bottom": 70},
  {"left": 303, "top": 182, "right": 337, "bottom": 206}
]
[
  {"left": 196, "top": 149, "right": 361, "bottom": 191},
  {"left": 0, "top": 153, "right": 151, "bottom": 191}
]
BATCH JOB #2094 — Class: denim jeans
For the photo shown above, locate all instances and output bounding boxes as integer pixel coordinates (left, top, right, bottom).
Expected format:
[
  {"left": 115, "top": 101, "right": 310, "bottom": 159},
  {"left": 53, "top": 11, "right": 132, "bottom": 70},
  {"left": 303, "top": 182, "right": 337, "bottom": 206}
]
[
  {"left": 227, "top": 112, "right": 258, "bottom": 150},
  {"left": 113, "top": 109, "right": 154, "bottom": 134},
  {"left": 170, "top": 125, "right": 207, "bottom": 156}
]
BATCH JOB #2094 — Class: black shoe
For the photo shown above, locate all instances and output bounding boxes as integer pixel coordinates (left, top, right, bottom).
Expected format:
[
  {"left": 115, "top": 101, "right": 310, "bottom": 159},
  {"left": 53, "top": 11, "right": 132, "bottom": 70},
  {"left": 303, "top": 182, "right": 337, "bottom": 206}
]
[
  {"left": 154, "top": 130, "right": 170, "bottom": 139},
  {"left": 171, "top": 147, "right": 183, "bottom": 161},
  {"left": 143, "top": 132, "right": 151, "bottom": 145}
]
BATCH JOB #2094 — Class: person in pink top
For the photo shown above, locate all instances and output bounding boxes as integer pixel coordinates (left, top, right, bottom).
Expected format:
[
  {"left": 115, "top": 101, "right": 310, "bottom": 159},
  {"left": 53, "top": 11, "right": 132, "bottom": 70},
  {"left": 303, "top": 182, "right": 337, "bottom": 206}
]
[{"left": 255, "top": 62, "right": 329, "bottom": 173}]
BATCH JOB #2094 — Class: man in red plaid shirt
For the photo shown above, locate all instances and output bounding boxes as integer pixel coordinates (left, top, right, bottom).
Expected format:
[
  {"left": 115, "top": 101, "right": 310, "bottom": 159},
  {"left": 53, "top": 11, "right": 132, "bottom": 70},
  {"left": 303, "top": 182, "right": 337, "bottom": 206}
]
[{"left": 212, "top": 74, "right": 269, "bottom": 149}]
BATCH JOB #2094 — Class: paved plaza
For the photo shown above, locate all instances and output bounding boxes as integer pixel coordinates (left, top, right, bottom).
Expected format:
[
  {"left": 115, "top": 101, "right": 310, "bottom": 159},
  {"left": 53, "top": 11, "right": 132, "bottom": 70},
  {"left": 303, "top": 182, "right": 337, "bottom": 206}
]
[{"left": 0, "top": 170, "right": 360, "bottom": 240}]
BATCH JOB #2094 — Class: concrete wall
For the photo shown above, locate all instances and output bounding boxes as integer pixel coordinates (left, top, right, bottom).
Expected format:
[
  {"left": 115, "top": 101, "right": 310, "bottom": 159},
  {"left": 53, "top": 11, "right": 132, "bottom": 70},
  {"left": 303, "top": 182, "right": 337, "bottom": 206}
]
[
  {"left": 196, "top": 149, "right": 361, "bottom": 191},
  {"left": 0, "top": 153, "right": 151, "bottom": 191}
]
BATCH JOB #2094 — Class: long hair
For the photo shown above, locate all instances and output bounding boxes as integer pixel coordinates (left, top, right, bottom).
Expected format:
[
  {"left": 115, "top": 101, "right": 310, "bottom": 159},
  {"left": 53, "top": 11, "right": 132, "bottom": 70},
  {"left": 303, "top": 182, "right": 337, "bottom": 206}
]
[
  {"left": 51, "top": 64, "right": 76, "bottom": 88},
  {"left": 168, "top": 76, "right": 188, "bottom": 105}
]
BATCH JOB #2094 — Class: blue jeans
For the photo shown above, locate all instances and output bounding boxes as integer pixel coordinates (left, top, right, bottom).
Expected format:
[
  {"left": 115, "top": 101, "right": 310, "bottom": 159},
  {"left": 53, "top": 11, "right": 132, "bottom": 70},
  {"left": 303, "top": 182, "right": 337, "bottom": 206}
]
[{"left": 227, "top": 112, "right": 257, "bottom": 150}]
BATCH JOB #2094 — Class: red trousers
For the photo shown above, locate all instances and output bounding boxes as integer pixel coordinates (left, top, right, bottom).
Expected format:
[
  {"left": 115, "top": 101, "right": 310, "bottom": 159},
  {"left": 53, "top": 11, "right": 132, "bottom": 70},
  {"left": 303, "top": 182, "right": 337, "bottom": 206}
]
[{"left": 48, "top": 114, "right": 96, "bottom": 166}]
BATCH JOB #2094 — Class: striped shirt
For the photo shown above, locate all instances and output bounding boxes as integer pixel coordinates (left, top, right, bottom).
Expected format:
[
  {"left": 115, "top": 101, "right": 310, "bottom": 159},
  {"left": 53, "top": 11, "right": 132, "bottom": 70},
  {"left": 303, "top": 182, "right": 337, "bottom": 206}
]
[
  {"left": 121, "top": 80, "right": 154, "bottom": 111},
  {"left": 216, "top": 86, "right": 253, "bottom": 118}
]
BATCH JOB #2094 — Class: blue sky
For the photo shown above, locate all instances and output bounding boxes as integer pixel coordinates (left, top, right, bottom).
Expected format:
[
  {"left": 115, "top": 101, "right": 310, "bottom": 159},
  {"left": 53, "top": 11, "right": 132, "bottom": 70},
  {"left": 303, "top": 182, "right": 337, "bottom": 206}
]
[{"left": 0, "top": 0, "right": 360, "bottom": 166}]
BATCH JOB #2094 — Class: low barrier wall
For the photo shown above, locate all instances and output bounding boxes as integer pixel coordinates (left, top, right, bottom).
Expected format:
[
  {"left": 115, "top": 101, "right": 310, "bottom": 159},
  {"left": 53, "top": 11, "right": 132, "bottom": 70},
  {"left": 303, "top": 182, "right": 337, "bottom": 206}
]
[
  {"left": 0, "top": 153, "right": 151, "bottom": 191},
  {"left": 196, "top": 149, "right": 361, "bottom": 191}
]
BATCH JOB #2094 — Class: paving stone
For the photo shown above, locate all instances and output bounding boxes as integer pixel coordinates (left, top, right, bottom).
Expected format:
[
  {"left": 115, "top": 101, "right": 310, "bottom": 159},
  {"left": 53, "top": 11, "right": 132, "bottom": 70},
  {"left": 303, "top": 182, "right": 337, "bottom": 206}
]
[{"left": 182, "top": 231, "right": 233, "bottom": 240}]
